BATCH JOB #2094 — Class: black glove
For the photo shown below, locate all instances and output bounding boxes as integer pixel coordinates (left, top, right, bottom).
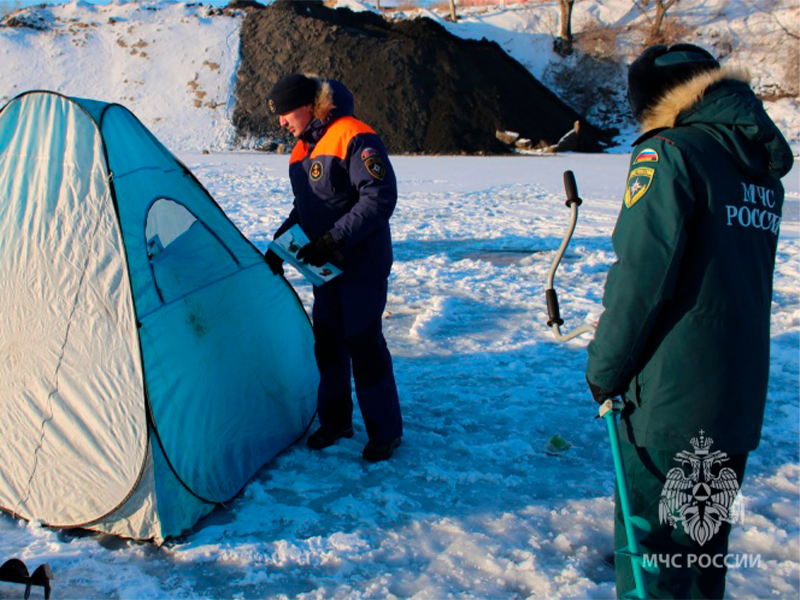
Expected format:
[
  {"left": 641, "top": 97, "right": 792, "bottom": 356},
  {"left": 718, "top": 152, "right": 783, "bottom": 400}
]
[
  {"left": 296, "top": 231, "right": 342, "bottom": 267},
  {"left": 586, "top": 377, "right": 614, "bottom": 406},
  {"left": 264, "top": 248, "right": 284, "bottom": 275}
]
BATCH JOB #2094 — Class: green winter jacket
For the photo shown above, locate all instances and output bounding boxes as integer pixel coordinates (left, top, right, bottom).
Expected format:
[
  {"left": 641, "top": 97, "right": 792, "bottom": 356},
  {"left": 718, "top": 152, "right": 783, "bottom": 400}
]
[{"left": 586, "top": 67, "right": 794, "bottom": 454}]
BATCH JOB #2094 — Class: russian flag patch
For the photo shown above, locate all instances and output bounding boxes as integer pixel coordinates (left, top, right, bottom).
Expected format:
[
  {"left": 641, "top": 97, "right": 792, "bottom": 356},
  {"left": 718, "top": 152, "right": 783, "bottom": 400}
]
[{"left": 634, "top": 148, "right": 659, "bottom": 164}]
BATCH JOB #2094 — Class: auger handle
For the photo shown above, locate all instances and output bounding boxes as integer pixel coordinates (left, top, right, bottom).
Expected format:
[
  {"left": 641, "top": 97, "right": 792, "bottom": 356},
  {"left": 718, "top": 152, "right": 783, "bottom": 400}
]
[
  {"left": 564, "top": 170, "right": 582, "bottom": 208},
  {"left": 546, "top": 170, "right": 595, "bottom": 341},
  {"left": 546, "top": 288, "right": 563, "bottom": 327}
]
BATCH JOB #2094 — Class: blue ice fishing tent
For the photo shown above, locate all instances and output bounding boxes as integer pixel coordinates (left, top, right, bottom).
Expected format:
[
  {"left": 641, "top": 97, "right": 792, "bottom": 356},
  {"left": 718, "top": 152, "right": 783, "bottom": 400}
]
[{"left": 0, "top": 91, "right": 318, "bottom": 541}]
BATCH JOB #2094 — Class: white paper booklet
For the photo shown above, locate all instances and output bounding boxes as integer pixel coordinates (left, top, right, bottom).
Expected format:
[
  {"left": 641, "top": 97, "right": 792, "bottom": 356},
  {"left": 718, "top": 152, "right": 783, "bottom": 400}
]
[{"left": 269, "top": 224, "right": 343, "bottom": 286}]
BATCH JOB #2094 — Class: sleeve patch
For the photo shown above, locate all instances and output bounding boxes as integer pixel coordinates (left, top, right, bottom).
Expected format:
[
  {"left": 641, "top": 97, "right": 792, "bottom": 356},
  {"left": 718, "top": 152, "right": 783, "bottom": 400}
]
[
  {"left": 624, "top": 166, "right": 655, "bottom": 208},
  {"left": 633, "top": 148, "right": 659, "bottom": 164},
  {"left": 364, "top": 156, "right": 386, "bottom": 180},
  {"left": 361, "top": 147, "right": 379, "bottom": 161}
]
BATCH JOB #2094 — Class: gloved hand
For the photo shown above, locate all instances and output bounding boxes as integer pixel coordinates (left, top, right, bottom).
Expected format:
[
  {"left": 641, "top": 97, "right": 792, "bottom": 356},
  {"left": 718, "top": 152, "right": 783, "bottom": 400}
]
[
  {"left": 264, "top": 248, "right": 284, "bottom": 275},
  {"left": 296, "top": 231, "right": 342, "bottom": 267},
  {"left": 586, "top": 377, "right": 613, "bottom": 405}
]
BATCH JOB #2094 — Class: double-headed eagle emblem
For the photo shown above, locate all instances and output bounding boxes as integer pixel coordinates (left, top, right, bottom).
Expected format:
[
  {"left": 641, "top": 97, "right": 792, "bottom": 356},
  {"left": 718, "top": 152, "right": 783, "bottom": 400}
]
[{"left": 659, "top": 431, "right": 744, "bottom": 546}]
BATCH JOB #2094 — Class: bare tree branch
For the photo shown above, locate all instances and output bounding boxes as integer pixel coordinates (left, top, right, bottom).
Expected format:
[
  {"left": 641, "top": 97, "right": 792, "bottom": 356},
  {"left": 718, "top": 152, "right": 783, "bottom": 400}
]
[
  {"left": 741, "top": 0, "right": 799, "bottom": 39},
  {"left": 632, "top": 0, "right": 654, "bottom": 26},
  {"left": 633, "top": 0, "right": 682, "bottom": 42}
]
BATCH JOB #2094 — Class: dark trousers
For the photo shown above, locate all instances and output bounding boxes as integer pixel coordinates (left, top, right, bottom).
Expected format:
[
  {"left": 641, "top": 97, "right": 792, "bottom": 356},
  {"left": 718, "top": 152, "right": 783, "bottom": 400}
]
[
  {"left": 615, "top": 439, "right": 748, "bottom": 599},
  {"left": 312, "top": 278, "right": 402, "bottom": 442}
]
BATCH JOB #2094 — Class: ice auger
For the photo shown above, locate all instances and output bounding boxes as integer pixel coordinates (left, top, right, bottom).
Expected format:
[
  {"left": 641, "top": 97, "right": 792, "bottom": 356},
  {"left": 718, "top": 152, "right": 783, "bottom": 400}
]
[
  {"left": 545, "top": 170, "right": 656, "bottom": 600},
  {"left": 0, "top": 558, "right": 52, "bottom": 599}
]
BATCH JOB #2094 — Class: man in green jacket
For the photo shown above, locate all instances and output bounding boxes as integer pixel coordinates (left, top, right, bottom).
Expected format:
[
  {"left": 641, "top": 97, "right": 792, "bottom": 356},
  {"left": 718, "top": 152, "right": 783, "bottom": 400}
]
[{"left": 586, "top": 44, "right": 794, "bottom": 598}]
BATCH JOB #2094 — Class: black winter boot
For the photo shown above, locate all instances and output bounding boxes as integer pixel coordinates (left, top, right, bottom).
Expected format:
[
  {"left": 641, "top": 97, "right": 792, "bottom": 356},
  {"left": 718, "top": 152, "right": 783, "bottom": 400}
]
[
  {"left": 362, "top": 437, "right": 402, "bottom": 462},
  {"left": 306, "top": 425, "right": 355, "bottom": 450}
]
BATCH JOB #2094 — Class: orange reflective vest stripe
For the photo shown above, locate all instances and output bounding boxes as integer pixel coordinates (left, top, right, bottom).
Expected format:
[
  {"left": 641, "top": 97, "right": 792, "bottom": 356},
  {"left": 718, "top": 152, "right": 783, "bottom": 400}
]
[{"left": 290, "top": 116, "right": 376, "bottom": 164}]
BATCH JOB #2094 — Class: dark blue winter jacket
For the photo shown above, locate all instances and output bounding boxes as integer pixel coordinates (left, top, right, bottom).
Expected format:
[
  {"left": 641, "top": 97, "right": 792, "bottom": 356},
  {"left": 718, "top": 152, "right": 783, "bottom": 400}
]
[{"left": 276, "top": 80, "right": 397, "bottom": 281}]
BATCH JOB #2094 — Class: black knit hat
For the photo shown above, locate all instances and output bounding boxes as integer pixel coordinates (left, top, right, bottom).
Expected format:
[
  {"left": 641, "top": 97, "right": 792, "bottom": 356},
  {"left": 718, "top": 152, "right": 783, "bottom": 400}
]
[
  {"left": 268, "top": 74, "right": 318, "bottom": 115},
  {"left": 627, "top": 43, "right": 720, "bottom": 122}
]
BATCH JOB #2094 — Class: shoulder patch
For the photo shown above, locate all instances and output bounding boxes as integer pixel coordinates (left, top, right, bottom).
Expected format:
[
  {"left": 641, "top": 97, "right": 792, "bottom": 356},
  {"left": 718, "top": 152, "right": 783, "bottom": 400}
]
[
  {"left": 364, "top": 155, "right": 386, "bottom": 180},
  {"left": 361, "top": 147, "right": 379, "bottom": 161},
  {"left": 624, "top": 166, "right": 655, "bottom": 208},
  {"left": 634, "top": 148, "right": 659, "bottom": 164}
]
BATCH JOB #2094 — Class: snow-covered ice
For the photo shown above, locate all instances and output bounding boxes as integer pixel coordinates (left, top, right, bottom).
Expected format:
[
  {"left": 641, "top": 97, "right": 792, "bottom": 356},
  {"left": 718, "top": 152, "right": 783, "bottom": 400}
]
[{"left": 1, "top": 151, "right": 797, "bottom": 598}]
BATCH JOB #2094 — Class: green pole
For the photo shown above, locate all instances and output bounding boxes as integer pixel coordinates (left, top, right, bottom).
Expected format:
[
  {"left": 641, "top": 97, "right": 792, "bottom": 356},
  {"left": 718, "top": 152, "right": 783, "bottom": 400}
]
[{"left": 601, "top": 401, "right": 648, "bottom": 599}]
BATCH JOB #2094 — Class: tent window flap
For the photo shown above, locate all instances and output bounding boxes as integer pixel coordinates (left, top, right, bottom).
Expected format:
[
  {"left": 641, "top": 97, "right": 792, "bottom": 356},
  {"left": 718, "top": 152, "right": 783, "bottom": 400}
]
[{"left": 145, "top": 198, "right": 237, "bottom": 303}]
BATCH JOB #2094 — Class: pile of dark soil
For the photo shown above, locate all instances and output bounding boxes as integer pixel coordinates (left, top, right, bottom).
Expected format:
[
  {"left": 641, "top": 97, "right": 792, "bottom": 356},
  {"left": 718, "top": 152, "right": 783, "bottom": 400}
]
[{"left": 233, "top": 0, "right": 613, "bottom": 154}]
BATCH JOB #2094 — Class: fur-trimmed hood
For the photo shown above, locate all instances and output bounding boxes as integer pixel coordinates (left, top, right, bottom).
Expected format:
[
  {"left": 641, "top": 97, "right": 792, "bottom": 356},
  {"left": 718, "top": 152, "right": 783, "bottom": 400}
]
[
  {"left": 638, "top": 65, "right": 794, "bottom": 179},
  {"left": 639, "top": 65, "right": 749, "bottom": 132},
  {"left": 300, "top": 77, "right": 355, "bottom": 144},
  {"left": 312, "top": 79, "right": 354, "bottom": 122}
]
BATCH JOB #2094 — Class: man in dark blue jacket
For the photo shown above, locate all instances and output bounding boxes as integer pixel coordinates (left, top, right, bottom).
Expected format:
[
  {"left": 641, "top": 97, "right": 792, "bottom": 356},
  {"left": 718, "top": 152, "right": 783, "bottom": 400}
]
[{"left": 265, "top": 73, "right": 402, "bottom": 462}]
